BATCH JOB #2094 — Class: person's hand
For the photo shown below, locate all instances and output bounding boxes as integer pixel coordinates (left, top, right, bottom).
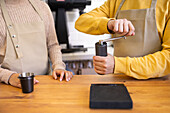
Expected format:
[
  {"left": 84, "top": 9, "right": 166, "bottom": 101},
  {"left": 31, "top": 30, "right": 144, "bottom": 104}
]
[
  {"left": 52, "top": 70, "right": 73, "bottom": 82},
  {"left": 8, "top": 73, "right": 39, "bottom": 88},
  {"left": 93, "top": 54, "right": 115, "bottom": 75},
  {"left": 107, "top": 19, "right": 135, "bottom": 36}
]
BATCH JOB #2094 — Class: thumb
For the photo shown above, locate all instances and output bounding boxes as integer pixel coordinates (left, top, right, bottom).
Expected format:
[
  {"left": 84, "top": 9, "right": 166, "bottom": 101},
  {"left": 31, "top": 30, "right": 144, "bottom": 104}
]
[
  {"left": 107, "top": 53, "right": 113, "bottom": 56},
  {"left": 34, "top": 78, "right": 39, "bottom": 84},
  {"left": 17, "top": 83, "right": 21, "bottom": 88},
  {"left": 52, "top": 71, "right": 58, "bottom": 80}
]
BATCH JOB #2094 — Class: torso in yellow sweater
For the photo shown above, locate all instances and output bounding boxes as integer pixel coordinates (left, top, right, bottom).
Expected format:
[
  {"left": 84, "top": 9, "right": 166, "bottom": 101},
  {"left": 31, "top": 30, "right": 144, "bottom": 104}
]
[{"left": 75, "top": 0, "right": 170, "bottom": 79}]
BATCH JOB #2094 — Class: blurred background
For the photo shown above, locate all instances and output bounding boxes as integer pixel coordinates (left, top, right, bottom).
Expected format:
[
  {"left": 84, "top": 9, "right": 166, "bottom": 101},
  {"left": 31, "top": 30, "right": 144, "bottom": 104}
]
[{"left": 43, "top": 0, "right": 113, "bottom": 75}]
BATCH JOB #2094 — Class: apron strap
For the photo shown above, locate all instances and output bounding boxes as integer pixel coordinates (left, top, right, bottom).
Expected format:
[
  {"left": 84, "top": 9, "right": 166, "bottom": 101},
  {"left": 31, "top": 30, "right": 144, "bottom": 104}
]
[
  {"left": 28, "top": 0, "right": 44, "bottom": 20},
  {"left": 0, "top": 0, "right": 45, "bottom": 58},
  {"left": 0, "top": 0, "right": 23, "bottom": 58},
  {"left": 114, "top": 0, "right": 157, "bottom": 19},
  {"left": 114, "top": 0, "right": 126, "bottom": 19},
  {"left": 150, "top": 0, "right": 157, "bottom": 9}
]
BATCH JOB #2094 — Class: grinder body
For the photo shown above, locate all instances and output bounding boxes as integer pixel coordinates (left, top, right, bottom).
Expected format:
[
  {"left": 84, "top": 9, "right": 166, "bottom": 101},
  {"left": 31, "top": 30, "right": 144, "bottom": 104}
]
[{"left": 95, "top": 42, "right": 107, "bottom": 56}]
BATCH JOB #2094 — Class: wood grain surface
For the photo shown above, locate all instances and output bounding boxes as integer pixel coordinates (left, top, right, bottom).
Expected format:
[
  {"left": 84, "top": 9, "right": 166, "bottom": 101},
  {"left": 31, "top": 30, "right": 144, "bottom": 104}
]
[{"left": 0, "top": 74, "right": 170, "bottom": 113}]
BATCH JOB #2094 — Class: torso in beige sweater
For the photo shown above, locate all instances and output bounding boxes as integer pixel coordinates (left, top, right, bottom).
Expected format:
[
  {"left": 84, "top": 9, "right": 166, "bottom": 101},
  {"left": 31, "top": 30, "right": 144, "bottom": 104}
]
[{"left": 0, "top": 0, "right": 65, "bottom": 84}]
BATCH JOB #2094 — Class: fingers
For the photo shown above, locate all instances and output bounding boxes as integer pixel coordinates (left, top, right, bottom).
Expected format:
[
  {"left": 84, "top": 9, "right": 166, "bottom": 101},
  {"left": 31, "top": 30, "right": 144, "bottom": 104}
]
[
  {"left": 118, "top": 19, "right": 123, "bottom": 33},
  {"left": 94, "top": 64, "right": 106, "bottom": 72},
  {"left": 34, "top": 78, "right": 39, "bottom": 84},
  {"left": 93, "top": 56, "right": 107, "bottom": 62},
  {"left": 9, "top": 73, "right": 21, "bottom": 88},
  {"left": 108, "top": 19, "right": 135, "bottom": 36},
  {"left": 65, "top": 72, "right": 69, "bottom": 81},
  {"left": 113, "top": 20, "right": 119, "bottom": 32},
  {"left": 53, "top": 70, "right": 73, "bottom": 82},
  {"left": 94, "top": 68, "right": 105, "bottom": 75},
  {"left": 93, "top": 55, "right": 115, "bottom": 75},
  {"left": 126, "top": 21, "right": 135, "bottom": 36},
  {"left": 93, "top": 61, "right": 106, "bottom": 68},
  {"left": 93, "top": 57, "right": 107, "bottom": 74},
  {"left": 123, "top": 19, "right": 129, "bottom": 33},
  {"left": 52, "top": 71, "right": 58, "bottom": 80},
  {"left": 65, "top": 72, "right": 69, "bottom": 82},
  {"left": 64, "top": 71, "right": 73, "bottom": 82},
  {"left": 16, "top": 83, "right": 21, "bottom": 88},
  {"left": 59, "top": 71, "right": 65, "bottom": 81}
]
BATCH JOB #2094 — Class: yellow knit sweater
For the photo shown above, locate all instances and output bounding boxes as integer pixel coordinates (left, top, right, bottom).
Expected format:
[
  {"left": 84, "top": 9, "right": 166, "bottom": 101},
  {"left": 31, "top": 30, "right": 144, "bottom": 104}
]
[{"left": 75, "top": 0, "right": 170, "bottom": 79}]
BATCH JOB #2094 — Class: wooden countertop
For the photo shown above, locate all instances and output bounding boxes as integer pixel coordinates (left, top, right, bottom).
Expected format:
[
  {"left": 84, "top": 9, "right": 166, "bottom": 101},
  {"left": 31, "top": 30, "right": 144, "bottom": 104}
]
[{"left": 0, "top": 74, "right": 170, "bottom": 113}]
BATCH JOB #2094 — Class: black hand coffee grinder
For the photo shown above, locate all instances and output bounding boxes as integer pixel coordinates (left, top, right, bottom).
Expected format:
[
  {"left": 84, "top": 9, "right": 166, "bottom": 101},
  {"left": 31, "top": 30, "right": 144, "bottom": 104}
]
[{"left": 95, "top": 36, "right": 126, "bottom": 56}]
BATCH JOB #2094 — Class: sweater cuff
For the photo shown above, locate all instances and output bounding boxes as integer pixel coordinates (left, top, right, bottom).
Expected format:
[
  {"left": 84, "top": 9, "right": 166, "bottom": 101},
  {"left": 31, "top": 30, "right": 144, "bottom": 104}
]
[
  {"left": 1, "top": 70, "right": 17, "bottom": 84},
  {"left": 53, "top": 62, "right": 66, "bottom": 71},
  {"left": 99, "top": 18, "right": 115, "bottom": 34},
  {"left": 114, "top": 56, "right": 127, "bottom": 74}
]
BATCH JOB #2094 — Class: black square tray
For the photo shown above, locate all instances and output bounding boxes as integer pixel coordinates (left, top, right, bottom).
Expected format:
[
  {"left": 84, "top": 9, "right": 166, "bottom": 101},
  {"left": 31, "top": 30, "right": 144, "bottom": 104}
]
[{"left": 90, "top": 84, "right": 133, "bottom": 109}]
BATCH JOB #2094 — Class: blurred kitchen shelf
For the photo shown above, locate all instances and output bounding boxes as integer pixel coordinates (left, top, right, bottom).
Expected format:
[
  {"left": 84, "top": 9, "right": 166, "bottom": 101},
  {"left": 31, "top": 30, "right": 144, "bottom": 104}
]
[{"left": 62, "top": 47, "right": 114, "bottom": 61}]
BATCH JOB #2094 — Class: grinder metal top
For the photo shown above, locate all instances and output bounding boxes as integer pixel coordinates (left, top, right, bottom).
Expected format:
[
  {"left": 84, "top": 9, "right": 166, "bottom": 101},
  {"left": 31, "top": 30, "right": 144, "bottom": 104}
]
[{"left": 99, "top": 36, "right": 126, "bottom": 45}]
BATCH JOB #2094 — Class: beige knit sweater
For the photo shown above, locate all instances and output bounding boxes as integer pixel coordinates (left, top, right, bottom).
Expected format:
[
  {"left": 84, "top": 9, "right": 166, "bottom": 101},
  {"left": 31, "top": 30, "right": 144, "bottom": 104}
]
[{"left": 0, "top": 0, "right": 65, "bottom": 84}]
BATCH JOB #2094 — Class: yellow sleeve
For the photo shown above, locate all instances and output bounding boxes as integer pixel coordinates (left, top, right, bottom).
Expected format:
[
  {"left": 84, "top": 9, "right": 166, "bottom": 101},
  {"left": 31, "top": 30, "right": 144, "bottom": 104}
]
[
  {"left": 114, "top": 15, "right": 170, "bottom": 79},
  {"left": 75, "top": 0, "right": 115, "bottom": 35}
]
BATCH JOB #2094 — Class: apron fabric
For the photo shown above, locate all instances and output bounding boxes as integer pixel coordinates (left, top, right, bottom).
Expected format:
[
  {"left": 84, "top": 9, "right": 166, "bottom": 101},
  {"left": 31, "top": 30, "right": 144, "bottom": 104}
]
[
  {"left": 113, "top": 0, "right": 162, "bottom": 57},
  {"left": 0, "top": 0, "right": 49, "bottom": 75}
]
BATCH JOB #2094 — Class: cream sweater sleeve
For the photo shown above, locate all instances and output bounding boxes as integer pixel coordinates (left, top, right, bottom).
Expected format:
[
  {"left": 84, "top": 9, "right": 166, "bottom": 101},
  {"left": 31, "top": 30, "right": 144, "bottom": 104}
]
[
  {"left": 0, "top": 1, "right": 65, "bottom": 84},
  {"left": 0, "top": 66, "right": 17, "bottom": 84},
  {"left": 42, "top": 2, "right": 66, "bottom": 71},
  {"left": 0, "top": 26, "right": 16, "bottom": 85}
]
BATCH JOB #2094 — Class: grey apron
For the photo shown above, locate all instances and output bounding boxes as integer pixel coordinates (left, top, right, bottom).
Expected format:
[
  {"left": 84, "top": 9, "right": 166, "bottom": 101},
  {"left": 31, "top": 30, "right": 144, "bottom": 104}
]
[
  {"left": 113, "top": 0, "right": 162, "bottom": 57},
  {"left": 0, "top": 0, "right": 49, "bottom": 75}
]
